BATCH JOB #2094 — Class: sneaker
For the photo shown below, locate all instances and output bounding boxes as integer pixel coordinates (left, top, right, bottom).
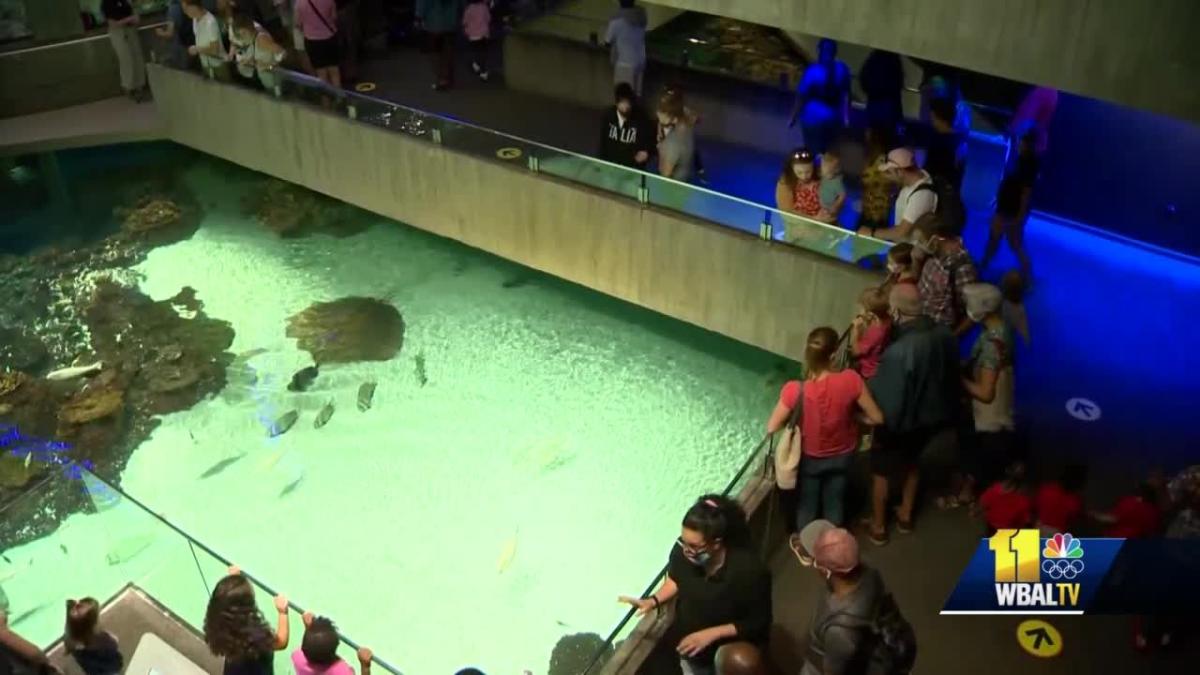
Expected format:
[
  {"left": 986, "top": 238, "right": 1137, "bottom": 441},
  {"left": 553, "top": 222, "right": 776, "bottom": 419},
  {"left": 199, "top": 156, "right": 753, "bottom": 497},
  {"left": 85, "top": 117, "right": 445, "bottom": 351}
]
[
  {"left": 479, "top": 71, "right": 490, "bottom": 81},
  {"left": 788, "top": 534, "right": 814, "bottom": 566},
  {"left": 471, "top": 61, "right": 481, "bottom": 74}
]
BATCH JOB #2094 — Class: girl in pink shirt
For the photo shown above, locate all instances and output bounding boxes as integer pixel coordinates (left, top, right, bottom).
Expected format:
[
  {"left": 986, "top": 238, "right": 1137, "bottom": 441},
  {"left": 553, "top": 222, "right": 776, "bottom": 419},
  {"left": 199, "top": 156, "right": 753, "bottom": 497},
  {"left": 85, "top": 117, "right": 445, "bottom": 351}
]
[
  {"left": 462, "top": 0, "right": 491, "bottom": 81},
  {"left": 850, "top": 286, "right": 892, "bottom": 379},
  {"left": 293, "top": 613, "right": 373, "bottom": 675}
]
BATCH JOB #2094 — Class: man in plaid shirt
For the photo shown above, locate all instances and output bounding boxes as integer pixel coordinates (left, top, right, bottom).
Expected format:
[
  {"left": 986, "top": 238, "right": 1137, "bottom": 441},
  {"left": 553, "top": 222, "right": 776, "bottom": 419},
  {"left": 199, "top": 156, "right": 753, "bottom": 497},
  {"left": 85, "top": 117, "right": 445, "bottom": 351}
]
[{"left": 913, "top": 214, "right": 977, "bottom": 336}]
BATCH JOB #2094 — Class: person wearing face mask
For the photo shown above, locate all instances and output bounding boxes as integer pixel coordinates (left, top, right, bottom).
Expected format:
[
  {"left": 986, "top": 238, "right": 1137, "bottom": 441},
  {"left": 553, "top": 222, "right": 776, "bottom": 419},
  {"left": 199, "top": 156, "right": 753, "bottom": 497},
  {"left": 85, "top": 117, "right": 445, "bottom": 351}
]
[
  {"left": 912, "top": 213, "right": 978, "bottom": 337},
  {"left": 618, "top": 495, "right": 772, "bottom": 675},
  {"left": 794, "top": 520, "right": 916, "bottom": 675},
  {"left": 857, "top": 148, "right": 935, "bottom": 242},
  {"left": 865, "top": 284, "right": 962, "bottom": 545},
  {"left": 958, "top": 283, "right": 1017, "bottom": 505},
  {"left": 599, "top": 82, "right": 655, "bottom": 169}
]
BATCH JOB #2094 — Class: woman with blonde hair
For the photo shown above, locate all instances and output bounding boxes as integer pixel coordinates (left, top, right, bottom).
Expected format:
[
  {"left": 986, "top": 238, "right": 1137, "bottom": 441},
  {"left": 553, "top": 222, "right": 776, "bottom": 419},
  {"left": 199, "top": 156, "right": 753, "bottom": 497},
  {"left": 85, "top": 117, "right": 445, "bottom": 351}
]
[{"left": 655, "top": 89, "right": 696, "bottom": 182}]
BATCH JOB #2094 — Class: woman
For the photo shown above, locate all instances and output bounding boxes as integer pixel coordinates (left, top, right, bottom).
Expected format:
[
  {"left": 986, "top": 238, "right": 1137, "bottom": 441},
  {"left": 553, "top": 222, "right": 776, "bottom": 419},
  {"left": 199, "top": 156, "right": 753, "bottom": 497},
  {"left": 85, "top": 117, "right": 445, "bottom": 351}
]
[
  {"left": 618, "top": 495, "right": 771, "bottom": 675},
  {"left": 655, "top": 90, "right": 696, "bottom": 182},
  {"left": 981, "top": 128, "right": 1038, "bottom": 282},
  {"left": 774, "top": 148, "right": 824, "bottom": 245},
  {"left": 858, "top": 126, "right": 897, "bottom": 233},
  {"left": 204, "top": 567, "right": 290, "bottom": 675},
  {"left": 295, "top": 0, "right": 341, "bottom": 88},
  {"left": 766, "top": 327, "right": 884, "bottom": 549},
  {"left": 102, "top": 0, "right": 149, "bottom": 101},
  {"left": 65, "top": 597, "right": 123, "bottom": 675},
  {"left": 957, "top": 283, "right": 1017, "bottom": 508},
  {"left": 230, "top": 12, "right": 287, "bottom": 90}
]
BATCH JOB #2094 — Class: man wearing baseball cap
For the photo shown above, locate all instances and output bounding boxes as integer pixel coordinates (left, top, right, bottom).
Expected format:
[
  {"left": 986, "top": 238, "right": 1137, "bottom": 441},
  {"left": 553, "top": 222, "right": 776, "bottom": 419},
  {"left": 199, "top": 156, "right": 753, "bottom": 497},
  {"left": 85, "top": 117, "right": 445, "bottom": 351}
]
[
  {"left": 858, "top": 147, "right": 936, "bottom": 243},
  {"left": 794, "top": 520, "right": 916, "bottom": 675}
]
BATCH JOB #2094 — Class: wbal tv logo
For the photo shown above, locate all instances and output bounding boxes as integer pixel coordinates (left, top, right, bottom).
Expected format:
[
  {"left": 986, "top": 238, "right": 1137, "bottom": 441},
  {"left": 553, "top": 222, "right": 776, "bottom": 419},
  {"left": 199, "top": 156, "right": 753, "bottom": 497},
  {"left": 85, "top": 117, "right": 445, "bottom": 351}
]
[{"left": 991, "top": 530, "right": 1083, "bottom": 608}]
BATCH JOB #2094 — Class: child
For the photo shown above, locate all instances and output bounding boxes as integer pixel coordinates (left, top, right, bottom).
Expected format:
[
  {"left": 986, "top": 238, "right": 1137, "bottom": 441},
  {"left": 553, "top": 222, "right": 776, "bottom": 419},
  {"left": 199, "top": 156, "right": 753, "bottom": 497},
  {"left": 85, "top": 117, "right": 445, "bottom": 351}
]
[
  {"left": 1093, "top": 481, "right": 1162, "bottom": 539},
  {"left": 1035, "top": 464, "right": 1087, "bottom": 536},
  {"left": 463, "top": 0, "right": 492, "bottom": 81},
  {"left": 979, "top": 461, "right": 1032, "bottom": 536},
  {"left": 817, "top": 150, "right": 846, "bottom": 224},
  {"left": 1000, "top": 270, "right": 1030, "bottom": 345},
  {"left": 294, "top": 612, "right": 373, "bottom": 675},
  {"left": 65, "top": 597, "right": 123, "bottom": 675},
  {"left": 850, "top": 286, "right": 891, "bottom": 379}
]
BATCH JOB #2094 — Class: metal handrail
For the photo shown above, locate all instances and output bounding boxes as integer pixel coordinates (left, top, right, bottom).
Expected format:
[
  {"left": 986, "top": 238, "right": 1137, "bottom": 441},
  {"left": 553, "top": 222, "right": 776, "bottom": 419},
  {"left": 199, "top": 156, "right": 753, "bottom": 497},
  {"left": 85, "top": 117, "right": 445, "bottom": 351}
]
[
  {"left": 579, "top": 433, "right": 773, "bottom": 675},
  {"left": 25, "top": 464, "right": 405, "bottom": 675}
]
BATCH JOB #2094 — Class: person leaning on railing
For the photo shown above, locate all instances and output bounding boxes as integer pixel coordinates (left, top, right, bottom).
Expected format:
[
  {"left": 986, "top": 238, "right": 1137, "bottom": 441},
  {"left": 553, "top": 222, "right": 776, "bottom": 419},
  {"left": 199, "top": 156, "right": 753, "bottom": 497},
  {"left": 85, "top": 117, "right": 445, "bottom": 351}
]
[
  {"left": 204, "top": 566, "right": 290, "bottom": 675},
  {"left": 0, "top": 609, "right": 60, "bottom": 674},
  {"left": 182, "top": 0, "right": 232, "bottom": 81},
  {"left": 619, "top": 495, "right": 771, "bottom": 675}
]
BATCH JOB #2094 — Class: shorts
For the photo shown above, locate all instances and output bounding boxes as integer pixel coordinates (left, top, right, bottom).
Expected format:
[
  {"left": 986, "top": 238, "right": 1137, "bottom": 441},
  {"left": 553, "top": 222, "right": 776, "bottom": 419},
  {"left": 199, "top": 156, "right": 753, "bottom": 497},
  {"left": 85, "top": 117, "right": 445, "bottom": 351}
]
[
  {"left": 305, "top": 35, "right": 342, "bottom": 70},
  {"left": 870, "top": 426, "right": 956, "bottom": 477}
]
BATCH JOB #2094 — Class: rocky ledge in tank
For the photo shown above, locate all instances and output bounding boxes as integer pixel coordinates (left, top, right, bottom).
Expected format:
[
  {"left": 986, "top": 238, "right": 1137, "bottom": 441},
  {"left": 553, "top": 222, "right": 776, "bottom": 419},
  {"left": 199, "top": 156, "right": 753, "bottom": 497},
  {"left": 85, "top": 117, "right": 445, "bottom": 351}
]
[
  {"left": 0, "top": 281, "right": 234, "bottom": 547},
  {"left": 241, "top": 178, "right": 372, "bottom": 239},
  {"left": 285, "top": 296, "right": 405, "bottom": 364}
]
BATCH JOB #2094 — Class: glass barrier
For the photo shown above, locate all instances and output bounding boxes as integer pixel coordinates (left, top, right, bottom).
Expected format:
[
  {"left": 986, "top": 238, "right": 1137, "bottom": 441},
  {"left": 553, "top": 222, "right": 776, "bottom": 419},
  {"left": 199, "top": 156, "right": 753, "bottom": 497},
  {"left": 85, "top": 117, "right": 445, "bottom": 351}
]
[
  {"left": 580, "top": 434, "right": 773, "bottom": 675},
  {"left": 0, "top": 0, "right": 32, "bottom": 43},
  {"left": 0, "top": 464, "right": 402, "bottom": 674}
]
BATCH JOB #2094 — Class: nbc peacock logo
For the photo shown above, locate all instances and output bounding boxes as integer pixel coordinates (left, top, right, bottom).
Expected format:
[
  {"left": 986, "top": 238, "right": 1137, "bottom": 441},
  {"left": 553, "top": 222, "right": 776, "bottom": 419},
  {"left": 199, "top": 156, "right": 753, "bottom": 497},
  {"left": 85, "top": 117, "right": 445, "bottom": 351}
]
[
  {"left": 989, "top": 530, "right": 1082, "bottom": 609},
  {"left": 1041, "top": 533, "right": 1085, "bottom": 580}
]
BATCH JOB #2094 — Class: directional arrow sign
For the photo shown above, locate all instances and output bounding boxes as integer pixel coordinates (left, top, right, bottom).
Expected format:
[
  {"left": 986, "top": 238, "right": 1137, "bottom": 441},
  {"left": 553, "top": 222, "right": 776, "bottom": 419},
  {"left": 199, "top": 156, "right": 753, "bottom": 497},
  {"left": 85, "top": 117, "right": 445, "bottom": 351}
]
[
  {"left": 1017, "top": 619, "right": 1063, "bottom": 658},
  {"left": 1065, "top": 397, "right": 1101, "bottom": 422}
]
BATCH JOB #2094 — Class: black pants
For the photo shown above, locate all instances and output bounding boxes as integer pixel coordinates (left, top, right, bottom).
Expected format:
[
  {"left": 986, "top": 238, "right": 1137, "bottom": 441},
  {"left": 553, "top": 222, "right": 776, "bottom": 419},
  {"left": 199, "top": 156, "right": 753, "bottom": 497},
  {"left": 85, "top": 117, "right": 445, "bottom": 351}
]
[
  {"left": 469, "top": 38, "right": 488, "bottom": 73},
  {"left": 428, "top": 31, "right": 455, "bottom": 86}
]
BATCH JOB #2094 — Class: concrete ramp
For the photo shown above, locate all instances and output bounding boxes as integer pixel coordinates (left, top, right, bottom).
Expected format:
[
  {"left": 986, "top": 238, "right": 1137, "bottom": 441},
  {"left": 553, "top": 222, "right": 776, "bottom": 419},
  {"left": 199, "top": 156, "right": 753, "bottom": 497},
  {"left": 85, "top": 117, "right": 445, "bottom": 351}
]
[{"left": 0, "top": 96, "right": 163, "bottom": 156}]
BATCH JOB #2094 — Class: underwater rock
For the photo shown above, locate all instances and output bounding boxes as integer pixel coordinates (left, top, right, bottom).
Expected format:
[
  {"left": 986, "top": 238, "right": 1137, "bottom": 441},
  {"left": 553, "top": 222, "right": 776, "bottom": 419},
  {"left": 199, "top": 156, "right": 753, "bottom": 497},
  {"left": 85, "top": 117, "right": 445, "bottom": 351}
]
[
  {"left": 119, "top": 197, "right": 182, "bottom": 234},
  {"left": 0, "top": 328, "right": 48, "bottom": 373},
  {"left": 242, "top": 178, "right": 371, "bottom": 238},
  {"left": 58, "top": 386, "right": 124, "bottom": 425},
  {"left": 286, "top": 297, "right": 405, "bottom": 364},
  {"left": 0, "top": 371, "right": 30, "bottom": 399},
  {"left": 142, "top": 363, "right": 201, "bottom": 394},
  {"left": 547, "top": 632, "right": 612, "bottom": 675}
]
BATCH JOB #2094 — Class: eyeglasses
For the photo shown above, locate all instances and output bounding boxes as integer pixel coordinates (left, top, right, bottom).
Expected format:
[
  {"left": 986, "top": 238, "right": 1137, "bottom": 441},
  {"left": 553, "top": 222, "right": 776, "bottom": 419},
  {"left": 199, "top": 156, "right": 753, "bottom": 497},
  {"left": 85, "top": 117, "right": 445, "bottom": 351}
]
[{"left": 676, "top": 537, "right": 709, "bottom": 557}]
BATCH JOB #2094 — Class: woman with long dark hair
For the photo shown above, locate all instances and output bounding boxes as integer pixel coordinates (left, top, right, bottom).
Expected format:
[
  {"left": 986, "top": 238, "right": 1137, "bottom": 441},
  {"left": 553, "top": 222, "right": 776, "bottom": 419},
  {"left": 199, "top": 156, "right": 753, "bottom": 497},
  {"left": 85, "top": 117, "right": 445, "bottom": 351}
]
[
  {"left": 204, "top": 568, "right": 290, "bottom": 675},
  {"left": 619, "top": 495, "right": 771, "bottom": 675}
]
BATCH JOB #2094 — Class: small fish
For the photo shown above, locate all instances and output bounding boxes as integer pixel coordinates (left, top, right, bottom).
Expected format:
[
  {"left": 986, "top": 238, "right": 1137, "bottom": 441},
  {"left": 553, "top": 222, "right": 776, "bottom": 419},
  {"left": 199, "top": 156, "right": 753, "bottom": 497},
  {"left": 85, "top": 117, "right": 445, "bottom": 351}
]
[
  {"left": 1, "top": 554, "right": 11, "bottom": 564},
  {"left": 501, "top": 272, "right": 535, "bottom": 289},
  {"left": 23, "top": 452, "right": 31, "bottom": 470},
  {"left": 414, "top": 353, "right": 427, "bottom": 387},
  {"left": 287, "top": 365, "right": 320, "bottom": 392},
  {"left": 555, "top": 620, "right": 569, "bottom": 628},
  {"left": 260, "top": 448, "right": 287, "bottom": 470},
  {"left": 200, "top": 453, "right": 247, "bottom": 479},
  {"left": 269, "top": 410, "right": 300, "bottom": 437},
  {"left": 59, "top": 543, "right": 68, "bottom": 555},
  {"left": 278, "top": 475, "right": 304, "bottom": 498},
  {"left": 188, "top": 431, "right": 197, "bottom": 443},
  {"left": 313, "top": 399, "right": 335, "bottom": 429},
  {"left": 10, "top": 603, "right": 47, "bottom": 627},
  {"left": 357, "top": 381, "right": 376, "bottom": 411},
  {"left": 45, "top": 361, "right": 103, "bottom": 381},
  {"left": 235, "top": 348, "right": 269, "bottom": 361},
  {"left": 497, "top": 529, "right": 519, "bottom": 574}
]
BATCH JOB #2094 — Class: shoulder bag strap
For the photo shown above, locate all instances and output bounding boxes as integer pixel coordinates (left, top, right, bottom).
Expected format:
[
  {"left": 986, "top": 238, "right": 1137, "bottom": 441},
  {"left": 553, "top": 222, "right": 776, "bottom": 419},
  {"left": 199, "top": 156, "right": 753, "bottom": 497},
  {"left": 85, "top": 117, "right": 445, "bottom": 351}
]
[
  {"left": 305, "top": 0, "right": 338, "bottom": 35},
  {"left": 786, "top": 382, "right": 804, "bottom": 429}
]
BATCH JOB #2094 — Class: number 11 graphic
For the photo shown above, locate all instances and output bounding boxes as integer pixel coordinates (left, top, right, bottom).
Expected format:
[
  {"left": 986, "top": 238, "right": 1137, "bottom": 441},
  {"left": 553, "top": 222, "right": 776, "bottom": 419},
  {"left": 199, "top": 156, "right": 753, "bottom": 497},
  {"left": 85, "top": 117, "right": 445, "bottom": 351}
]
[{"left": 989, "top": 529, "right": 1039, "bottom": 583}]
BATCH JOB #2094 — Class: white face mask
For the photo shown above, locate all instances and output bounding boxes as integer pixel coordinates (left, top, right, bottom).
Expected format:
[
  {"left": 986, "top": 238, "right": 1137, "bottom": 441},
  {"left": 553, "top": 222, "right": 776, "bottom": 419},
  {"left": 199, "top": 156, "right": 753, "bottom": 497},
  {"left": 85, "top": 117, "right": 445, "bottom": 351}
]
[{"left": 886, "top": 262, "right": 903, "bottom": 275}]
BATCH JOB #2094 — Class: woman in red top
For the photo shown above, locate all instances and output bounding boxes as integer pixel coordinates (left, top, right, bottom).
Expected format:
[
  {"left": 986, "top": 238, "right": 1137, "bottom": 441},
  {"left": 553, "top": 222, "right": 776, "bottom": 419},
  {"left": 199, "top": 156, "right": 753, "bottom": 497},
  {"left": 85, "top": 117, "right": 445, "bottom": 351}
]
[
  {"left": 980, "top": 461, "right": 1032, "bottom": 536},
  {"left": 767, "top": 327, "right": 884, "bottom": 559},
  {"left": 774, "top": 148, "right": 823, "bottom": 222}
]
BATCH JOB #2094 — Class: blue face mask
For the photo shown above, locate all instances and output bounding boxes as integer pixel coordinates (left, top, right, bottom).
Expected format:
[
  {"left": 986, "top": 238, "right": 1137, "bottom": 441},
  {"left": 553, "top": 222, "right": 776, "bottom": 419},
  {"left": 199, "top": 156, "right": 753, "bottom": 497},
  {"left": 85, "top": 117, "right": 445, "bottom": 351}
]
[{"left": 688, "top": 550, "right": 712, "bottom": 566}]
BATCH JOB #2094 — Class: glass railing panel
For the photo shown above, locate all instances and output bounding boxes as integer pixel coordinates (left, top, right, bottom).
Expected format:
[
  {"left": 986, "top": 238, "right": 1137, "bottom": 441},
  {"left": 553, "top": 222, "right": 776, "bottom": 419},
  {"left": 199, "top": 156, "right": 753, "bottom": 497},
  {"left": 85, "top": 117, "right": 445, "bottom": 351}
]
[
  {"left": 435, "top": 115, "right": 541, "bottom": 167},
  {"left": 767, "top": 207, "right": 892, "bottom": 264},
  {"left": 536, "top": 147, "right": 645, "bottom": 200},
  {"left": 644, "top": 173, "right": 765, "bottom": 237}
]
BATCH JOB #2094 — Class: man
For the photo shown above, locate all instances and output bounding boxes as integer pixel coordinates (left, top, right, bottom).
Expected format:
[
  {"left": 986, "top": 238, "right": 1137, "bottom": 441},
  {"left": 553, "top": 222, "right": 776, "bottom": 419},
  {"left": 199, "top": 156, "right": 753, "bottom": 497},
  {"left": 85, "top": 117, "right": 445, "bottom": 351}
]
[
  {"left": 789, "top": 38, "right": 850, "bottom": 155},
  {"left": 102, "top": 0, "right": 149, "bottom": 102},
  {"left": 922, "top": 98, "right": 967, "bottom": 192},
  {"left": 795, "top": 520, "right": 916, "bottom": 675},
  {"left": 598, "top": 82, "right": 655, "bottom": 169},
  {"left": 604, "top": 0, "right": 648, "bottom": 96},
  {"left": 866, "top": 284, "right": 961, "bottom": 544},
  {"left": 416, "top": 0, "right": 465, "bottom": 91},
  {"left": 182, "top": 0, "right": 228, "bottom": 79},
  {"left": 913, "top": 213, "right": 978, "bottom": 336},
  {"left": 715, "top": 642, "right": 768, "bottom": 675},
  {"left": 858, "top": 148, "right": 934, "bottom": 242}
]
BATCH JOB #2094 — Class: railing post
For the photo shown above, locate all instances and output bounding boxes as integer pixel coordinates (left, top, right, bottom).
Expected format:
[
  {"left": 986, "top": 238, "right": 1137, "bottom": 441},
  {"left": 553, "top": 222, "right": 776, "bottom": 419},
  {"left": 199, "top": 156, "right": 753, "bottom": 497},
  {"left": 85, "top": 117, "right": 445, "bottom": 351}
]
[
  {"left": 759, "top": 209, "right": 774, "bottom": 240},
  {"left": 431, "top": 128, "right": 442, "bottom": 144},
  {"left": 637, "top": 174, "right": 648, "bottom": 205},
  {"left": 204, "top": 66, "right": 215, "bottom": 80},
  {"left": 347, "top": 102, "right": 358, "bottom": 120},
  {"left": 527, "top": 153, "right": 539, "bottom": 173},
  {"left": 273, "top": 84, "right": 282, "bottom": 98}
]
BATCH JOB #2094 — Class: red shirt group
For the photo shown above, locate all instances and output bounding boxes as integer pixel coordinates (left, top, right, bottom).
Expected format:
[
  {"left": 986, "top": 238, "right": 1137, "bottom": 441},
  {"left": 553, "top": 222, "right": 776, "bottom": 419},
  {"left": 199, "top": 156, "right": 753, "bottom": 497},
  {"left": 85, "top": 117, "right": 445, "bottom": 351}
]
[{"left": 983, "top": 480, "right": 1162, "bottom": 539}]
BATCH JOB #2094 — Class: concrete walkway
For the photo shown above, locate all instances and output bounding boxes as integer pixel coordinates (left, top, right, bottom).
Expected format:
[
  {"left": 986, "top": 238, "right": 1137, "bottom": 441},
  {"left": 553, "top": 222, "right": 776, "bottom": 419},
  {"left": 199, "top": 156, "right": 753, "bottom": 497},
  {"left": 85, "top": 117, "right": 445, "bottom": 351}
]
[{"left": 0, "top": 96, "right": 163, "bottom": 155}]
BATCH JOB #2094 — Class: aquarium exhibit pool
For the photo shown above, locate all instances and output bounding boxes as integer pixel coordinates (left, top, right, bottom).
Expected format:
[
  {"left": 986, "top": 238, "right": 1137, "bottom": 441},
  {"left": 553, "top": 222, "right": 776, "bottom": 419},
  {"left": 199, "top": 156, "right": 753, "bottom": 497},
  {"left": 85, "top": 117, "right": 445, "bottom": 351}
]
[{"left": 0, "top": 143, "right": 788, "bottom": 674}]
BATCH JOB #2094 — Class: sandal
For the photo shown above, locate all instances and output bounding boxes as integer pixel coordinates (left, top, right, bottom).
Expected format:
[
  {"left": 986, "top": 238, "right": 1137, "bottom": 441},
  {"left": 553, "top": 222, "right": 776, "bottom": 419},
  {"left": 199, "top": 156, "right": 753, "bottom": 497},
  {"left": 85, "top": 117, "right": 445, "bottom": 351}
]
[
  {"left": 936, "top": 495, "right": 961, "bottom": 510},
  {"left": 893, "top": 508, "right": 914, "bottom": 534},
  {"left": 866, "top": 525, "right": 889, "bottom": 546},
  {"left": 788, "top": 534, "right": 814, "bottom": 566}
]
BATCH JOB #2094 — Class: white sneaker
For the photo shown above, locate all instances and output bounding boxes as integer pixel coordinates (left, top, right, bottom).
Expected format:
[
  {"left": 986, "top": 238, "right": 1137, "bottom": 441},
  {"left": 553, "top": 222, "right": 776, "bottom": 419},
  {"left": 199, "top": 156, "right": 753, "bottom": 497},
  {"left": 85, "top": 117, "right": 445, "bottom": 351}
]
[
  {"left": 479, "top": 71, "right": 490, "bottom": 81},
  {"left": 471, "top": 61, "right": 481, "bottom": 74}
]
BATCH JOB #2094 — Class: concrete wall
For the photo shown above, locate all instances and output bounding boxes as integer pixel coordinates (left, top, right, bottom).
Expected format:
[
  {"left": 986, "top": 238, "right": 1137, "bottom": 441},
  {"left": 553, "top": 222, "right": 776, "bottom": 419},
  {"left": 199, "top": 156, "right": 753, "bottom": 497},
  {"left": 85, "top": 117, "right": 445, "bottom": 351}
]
[
  {"left": 147, "top": 64, "right": 878, "bottom": 360},
  {"left": 0, "top": 25, "right": 162, "bottom": 118},
  {"left": 643, "top": 0, "right": 1200, "bottom": 123}
]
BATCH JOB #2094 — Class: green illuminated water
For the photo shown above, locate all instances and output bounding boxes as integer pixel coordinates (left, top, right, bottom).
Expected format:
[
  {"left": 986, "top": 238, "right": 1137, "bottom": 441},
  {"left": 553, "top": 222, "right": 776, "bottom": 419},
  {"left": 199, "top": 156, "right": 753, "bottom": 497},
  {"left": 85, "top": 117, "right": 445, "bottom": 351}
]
[{"left": 2, "top": 144, "right": 789, "bottom": 674}]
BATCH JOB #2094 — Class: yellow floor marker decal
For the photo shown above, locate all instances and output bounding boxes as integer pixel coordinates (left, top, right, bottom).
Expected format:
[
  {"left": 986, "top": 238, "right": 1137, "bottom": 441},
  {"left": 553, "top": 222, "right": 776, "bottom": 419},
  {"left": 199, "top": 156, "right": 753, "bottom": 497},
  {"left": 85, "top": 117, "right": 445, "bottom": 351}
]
[
  {"left": 496, "top": 147, "right": 523, "bottom": 160},
  {"left": 1017, "top": 619, "right": 1062, "bottom": 658},
  {"left": 354, "top": 82, "right": 377, "bottom": 93}
]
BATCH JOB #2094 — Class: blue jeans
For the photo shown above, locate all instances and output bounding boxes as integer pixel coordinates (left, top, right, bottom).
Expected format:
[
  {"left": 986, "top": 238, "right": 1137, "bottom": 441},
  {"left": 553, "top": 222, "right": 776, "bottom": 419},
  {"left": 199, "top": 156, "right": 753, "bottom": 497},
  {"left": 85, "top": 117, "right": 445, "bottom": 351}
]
[{"left": 795, "top": 452, "right": 854, "bottom": 529}]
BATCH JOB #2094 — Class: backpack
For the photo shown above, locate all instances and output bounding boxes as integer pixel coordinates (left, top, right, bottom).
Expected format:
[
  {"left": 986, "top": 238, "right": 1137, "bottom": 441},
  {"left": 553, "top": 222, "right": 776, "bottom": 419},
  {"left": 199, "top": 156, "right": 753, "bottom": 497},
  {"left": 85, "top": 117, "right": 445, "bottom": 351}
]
[
  {"left": 814, "top": 590, "right": 917, "bottom": 675},
  {"left": 912, "top": 175, "right": 966, "bottom": 236}
]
